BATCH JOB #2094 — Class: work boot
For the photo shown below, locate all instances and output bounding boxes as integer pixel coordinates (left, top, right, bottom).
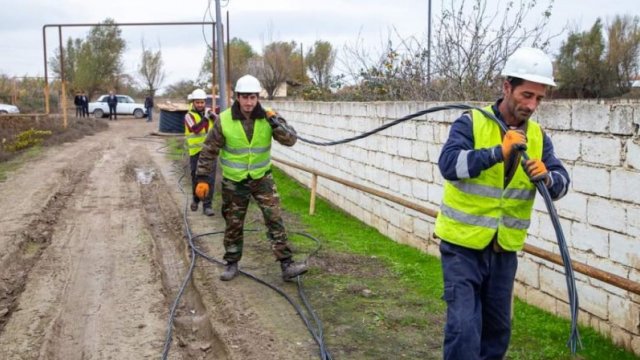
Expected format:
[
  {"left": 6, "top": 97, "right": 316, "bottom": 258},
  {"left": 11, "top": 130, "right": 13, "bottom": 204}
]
[
  {"left": 190, "top": 201, "right": 198, "bottom": 212},
  {"left": 280, "top": 259, "right": 308, "bottom": 282},
  {"left": 203, "top": 206, "right": 215, "bottom": 216},
  {"left": 220, "top": 261, "right": 239, "bottom": 281}
]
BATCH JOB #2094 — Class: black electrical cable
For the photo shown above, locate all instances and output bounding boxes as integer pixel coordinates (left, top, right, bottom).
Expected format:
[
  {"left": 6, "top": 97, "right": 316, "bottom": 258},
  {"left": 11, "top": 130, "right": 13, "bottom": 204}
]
[
  {"left": 150, "top": 142, "right": 333, "bottom": 360},
  {"left": 281, "top": 103, "right": 582, "bottom": 355},
  {"left": 190, "top": 231, "right": 334, "bottom": 360}
]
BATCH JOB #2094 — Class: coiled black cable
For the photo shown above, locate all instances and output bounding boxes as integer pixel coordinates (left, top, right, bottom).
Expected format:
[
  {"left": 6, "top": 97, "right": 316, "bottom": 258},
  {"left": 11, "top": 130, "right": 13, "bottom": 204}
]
[
  {"left": 156, "top": 147, "right": 333, "bottom": 359},
  {"left": 283, "top": 103, "right": 581, "bottom": 354}
]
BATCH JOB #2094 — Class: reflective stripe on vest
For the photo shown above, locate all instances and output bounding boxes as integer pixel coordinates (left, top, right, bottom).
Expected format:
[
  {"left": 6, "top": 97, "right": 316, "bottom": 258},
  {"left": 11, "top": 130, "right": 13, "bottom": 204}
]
[
  {"left": 184, "top": 104, "right": 213, "bottom": 156},
  {"left": 219, "top": 109, "right": 272, "bottom": 182},
  {"left": 434, "top": 105, "right": 543, "bottom": 251}
]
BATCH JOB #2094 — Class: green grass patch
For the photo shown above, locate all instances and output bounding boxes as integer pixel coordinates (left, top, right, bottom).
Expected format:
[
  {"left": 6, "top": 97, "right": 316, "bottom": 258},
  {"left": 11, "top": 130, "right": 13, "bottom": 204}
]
[
  {"left": 272, "top": 167, "right": 639, "bottom": 360},
  {"left": 0, "top": 146, "right": 42, "bottom": 182},
  {"left": 165, "top": 138, "right": 186, "bottom": 161}
]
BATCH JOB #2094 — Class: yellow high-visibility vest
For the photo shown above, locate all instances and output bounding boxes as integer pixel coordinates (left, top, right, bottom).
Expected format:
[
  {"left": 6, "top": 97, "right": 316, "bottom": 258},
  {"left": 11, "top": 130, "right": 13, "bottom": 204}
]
[
  {"left": 434, "top": 105, "right": 543, "bottom": 251},
  {"left": 184, "top": 104, "right": 213, "bottom": 156},
  {"left": 219, "top": 109, "right": 272, "bottom": 182}
]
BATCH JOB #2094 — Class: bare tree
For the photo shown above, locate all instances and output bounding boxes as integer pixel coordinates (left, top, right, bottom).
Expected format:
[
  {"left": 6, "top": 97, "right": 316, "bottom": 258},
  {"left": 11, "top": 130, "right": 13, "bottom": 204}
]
[
  {"left": 306, "top": 40, "right": 336, "bottom": 89},
  {"left": 137, "top": 40, "right": 165, "bottom": 97},
  {"left": 433, "top": 0, "right": 555, "bottom": 101},
  {"left": 253, "top": 41, "right": 296, "bottom": 99},
  {"left": 337, "top": 29, "right": 431, "bottom": 101}
]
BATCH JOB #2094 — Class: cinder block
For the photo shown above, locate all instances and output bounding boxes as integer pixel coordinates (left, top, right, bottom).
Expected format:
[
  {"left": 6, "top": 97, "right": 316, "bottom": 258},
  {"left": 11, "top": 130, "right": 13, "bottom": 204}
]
[
  {"left": 570, "top": 222, "right": 609, "bottom": 258},
  {"left": 536, "top": 102, "right": 572, "bottom": 130},
  {"left": 628, "top": 206, "right": 640, "bottom": 238},
  {"left": 610, "top": 105, "right": 636, "bottom": 135},
  {"left": 627, "top": 140, "right": 640, "bottom": 170},
  {"left": 416, "top": 123, "right": 435, "bottom": 142},
  {"left": 578, "top": 281, "right": 609, "bottom": 319},
  {"left": 412, "top": 179, "right": 428, "bottom": 201},
  {"left": 551, "top": 132, "right": 581, "bottom": 161},
  {"left": 555, "top": 191, "right": 588, "bottom": 222},
  {"left": 573, "top": 103, "right": 610, "bottom": 133},
  {"left": 609, "top": 296, "right": 640, "bottom": 335},
  {"left": 572, "top": 164, "right": 610, "bottom": 197},
  {"left": 539, "top": 265, "right": 573, "bottom": 300},
  {"left": 411, "top": 140, "right": 429, "bottom": 161},
  {"left": 581, "top": 137, "right": 622, "bottom": 166},
  {"left": 588, "top": 197, "right": 626, "bottom": 233},
  {"left": 398, "top": 139, "right": 413, "bottom": 157},
  {"left": 517, "top": 256, "right": 540, "bottom": 288},
  {"left": 611, "top": 169, "right": 640, "bottom": 203},
  {"left": 609, "top": 233, "right": 640, "bottom": 267}
]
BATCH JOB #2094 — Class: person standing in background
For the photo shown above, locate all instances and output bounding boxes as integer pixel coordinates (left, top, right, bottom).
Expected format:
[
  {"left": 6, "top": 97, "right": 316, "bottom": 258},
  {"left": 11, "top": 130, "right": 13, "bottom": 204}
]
[
  {"left": 107, "top": 90, "right": 118, "bottom": 120},
  {"left": 144, "top": 95, "right": 154, "bottom": 122},
  {"left": 184, "top": 88, "right": 217, "bottom": 216}
]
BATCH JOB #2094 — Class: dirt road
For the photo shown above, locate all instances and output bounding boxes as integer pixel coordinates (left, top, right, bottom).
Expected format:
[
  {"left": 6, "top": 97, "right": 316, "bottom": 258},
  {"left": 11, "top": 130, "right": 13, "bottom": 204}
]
[{"left": 0, "top": 118, "right": 317, "bottom": 359}]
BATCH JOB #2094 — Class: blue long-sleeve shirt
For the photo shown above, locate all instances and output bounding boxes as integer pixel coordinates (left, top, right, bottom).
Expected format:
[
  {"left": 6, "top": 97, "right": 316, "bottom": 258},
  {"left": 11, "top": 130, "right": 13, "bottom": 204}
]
[{"left": 438, "top": 100, "right": 570, "bottom": 200}]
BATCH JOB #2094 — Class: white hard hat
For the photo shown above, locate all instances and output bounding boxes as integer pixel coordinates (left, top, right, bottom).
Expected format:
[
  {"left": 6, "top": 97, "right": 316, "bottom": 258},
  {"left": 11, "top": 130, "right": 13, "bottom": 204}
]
[
  {"left": 235, "top": 75, "right": 262, "bottom": 93},
  {"left": 501, "top": 47, "right": 556, "bottom": 87},
  {"left": 190, "top": 88, "right": 207, "bottom": 100}
]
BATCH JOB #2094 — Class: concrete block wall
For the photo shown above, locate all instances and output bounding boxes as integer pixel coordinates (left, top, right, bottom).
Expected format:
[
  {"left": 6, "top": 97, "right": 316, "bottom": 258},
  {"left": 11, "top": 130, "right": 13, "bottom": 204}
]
[{"left": 265, "top": 100, "right": 640, "bottom": 354}]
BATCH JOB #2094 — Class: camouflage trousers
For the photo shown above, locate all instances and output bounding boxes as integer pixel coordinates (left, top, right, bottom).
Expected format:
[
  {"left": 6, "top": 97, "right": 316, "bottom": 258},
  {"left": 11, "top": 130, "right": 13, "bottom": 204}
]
[{"left": 221, "top": 173, "right": 292, "bottom": 263}]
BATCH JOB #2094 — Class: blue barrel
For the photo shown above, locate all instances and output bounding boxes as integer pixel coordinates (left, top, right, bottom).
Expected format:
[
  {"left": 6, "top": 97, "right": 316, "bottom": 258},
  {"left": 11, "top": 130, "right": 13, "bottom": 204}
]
[{"left": 159, "top": 109, "right": 186, "bottom": 133}]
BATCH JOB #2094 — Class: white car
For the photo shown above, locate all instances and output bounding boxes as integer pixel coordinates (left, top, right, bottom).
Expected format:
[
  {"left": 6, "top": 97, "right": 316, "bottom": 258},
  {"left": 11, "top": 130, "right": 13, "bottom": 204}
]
[
  {"left": 0, "top": 103, "right": 20, "bottom": 114},
  {"left": 88, "top": 95, "right": 147, "bottom": 119}
]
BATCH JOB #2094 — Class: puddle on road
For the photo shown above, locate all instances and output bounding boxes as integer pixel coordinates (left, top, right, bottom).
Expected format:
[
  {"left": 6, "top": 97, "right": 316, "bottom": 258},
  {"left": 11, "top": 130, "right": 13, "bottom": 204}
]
[{"left": 134, "top": 167, "right": 156, "bottom": 184}]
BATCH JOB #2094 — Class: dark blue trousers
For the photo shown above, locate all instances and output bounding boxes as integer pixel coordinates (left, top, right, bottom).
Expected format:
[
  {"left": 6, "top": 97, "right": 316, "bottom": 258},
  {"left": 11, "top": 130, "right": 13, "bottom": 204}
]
[{"left": 440, "top": 240, "right": 517, "bottom": 360}]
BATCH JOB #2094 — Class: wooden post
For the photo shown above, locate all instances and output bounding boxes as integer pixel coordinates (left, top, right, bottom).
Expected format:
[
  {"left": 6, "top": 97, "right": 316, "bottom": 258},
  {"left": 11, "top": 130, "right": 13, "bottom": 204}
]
[{"left": 309, "top": 173, "right": 318, "bottom": 215}]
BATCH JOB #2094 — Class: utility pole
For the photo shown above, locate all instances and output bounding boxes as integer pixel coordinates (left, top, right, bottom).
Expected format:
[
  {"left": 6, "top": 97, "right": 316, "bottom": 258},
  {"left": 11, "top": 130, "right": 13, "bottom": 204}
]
[
  {"left": 427, "top": 0, "right": 432, "bottom": 85},
  {"left": 215, "top": 0, "right": 227, "bottom": 110}
]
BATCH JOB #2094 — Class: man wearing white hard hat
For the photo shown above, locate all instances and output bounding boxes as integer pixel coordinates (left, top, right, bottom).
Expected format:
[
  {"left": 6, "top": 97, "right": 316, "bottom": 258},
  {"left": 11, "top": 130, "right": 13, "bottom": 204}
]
[
  {"left": 194, "top": 74, "right": 308, "bottom": 282},
  {"left": 434, "top": 47, "right": 570, "bottom": 359},
  {"left": 184, "top": 88, "right": 218, "bottom": 216}
]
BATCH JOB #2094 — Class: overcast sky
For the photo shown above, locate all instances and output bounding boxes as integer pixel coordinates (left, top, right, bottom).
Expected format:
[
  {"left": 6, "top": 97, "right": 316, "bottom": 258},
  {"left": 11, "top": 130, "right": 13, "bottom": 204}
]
[{"left": 0, "top": 0, "right": 637, "bottom": 94}]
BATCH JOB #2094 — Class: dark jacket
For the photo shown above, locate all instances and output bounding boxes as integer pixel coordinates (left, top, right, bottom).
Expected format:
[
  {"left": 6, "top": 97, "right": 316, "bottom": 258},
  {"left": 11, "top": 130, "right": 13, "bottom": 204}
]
[
  {"left": 144, "top": 96, "right": 154, "bottom": 109},
  {"left": 107, "top": 95, "right": 118, "bottom": 107}
]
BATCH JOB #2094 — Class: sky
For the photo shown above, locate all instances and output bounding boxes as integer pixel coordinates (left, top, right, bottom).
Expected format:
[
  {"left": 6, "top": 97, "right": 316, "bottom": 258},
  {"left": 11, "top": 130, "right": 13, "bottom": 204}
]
[{"left": 0, "top": 0, "right": 637, "bottom": 94}]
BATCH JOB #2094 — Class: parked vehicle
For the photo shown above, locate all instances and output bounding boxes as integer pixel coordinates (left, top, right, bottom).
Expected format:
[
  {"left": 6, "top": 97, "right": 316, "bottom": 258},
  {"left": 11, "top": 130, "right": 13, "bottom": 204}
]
[
  {"left": 88, "top": 95, "right": 147, "bottom": 119},
  {"left": 0, "top": 103, "right": 20, "bottom": 114}
]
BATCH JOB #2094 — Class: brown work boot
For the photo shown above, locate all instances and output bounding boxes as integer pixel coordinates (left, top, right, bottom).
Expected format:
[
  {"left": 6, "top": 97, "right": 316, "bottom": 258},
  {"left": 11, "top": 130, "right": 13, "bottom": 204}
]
[
  {"left": 203, "top": 206, "right": 215, "bottom": 216},
  {"left": 190, "top": 201, "right": 198, "bottom": 212},
  {"left": 220, "top": 261, "right": 239, "bottom": 281},
  {"left": 280, "top": 260, "right": 308, "bottom": 282}
]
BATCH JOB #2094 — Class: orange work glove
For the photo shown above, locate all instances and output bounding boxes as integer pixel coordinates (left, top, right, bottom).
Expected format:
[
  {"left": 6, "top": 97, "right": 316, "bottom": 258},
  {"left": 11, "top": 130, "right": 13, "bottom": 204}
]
[
  {"left": 502, "top": 130, "right": 527, "bottom": 160},
  {"left": 264, "top": 107, "right": 280, "bottom": 128},
  {"left": 195, "top": 182, "right": 210, "bottom": 200},
  {"left": 523, "top": 159, "right": 550, "bottom": 185}
]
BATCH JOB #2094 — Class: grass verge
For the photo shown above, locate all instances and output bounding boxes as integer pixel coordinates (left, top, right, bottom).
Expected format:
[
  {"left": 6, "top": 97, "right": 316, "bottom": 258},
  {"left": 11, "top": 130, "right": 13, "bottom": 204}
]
[
  {"left": 272, "top": 167, "right": 639, "bottom": 360},
  {"left": 0, "top": 146, "right": 42, "bottom": 182}
]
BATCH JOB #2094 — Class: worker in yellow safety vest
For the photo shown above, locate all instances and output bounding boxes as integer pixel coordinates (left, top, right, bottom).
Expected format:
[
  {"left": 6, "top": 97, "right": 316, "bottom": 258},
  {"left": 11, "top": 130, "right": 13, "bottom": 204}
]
[
  {"left": 193, "top": 74, "right": 308, "bottom": 282},
  {"left": 184, "top": 88, "right": 217, "bottom": 216},
  {"left": 434, "top": 47, "right": 570, "bottom": 360}
]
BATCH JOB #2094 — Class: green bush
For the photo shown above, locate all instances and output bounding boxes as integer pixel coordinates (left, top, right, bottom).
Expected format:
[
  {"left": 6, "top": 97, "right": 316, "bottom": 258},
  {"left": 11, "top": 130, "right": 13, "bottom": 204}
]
[{"left": 4, "top": 128, "right": 52, "bottom": 152}]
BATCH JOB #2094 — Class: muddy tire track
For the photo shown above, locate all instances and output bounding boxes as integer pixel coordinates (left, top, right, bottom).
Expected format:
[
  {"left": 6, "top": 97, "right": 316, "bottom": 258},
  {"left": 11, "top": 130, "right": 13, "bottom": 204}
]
[{"left": 129, "top": 152, "right": 230, "bottom": 360}]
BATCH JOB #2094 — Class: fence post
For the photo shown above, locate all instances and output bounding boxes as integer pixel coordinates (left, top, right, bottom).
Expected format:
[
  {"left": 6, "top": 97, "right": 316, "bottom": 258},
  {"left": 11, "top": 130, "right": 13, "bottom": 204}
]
[{"left": 309, "top": 173, "right": 318, "bottom": 215}]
